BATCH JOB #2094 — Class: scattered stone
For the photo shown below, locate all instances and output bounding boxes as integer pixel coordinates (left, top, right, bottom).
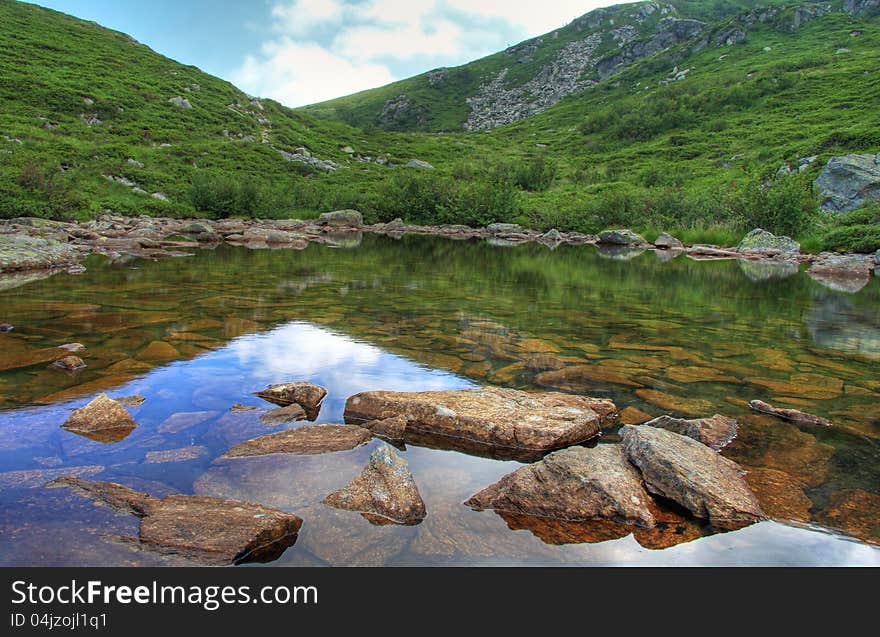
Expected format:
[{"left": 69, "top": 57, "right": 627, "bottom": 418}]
[
  {"left": 225, "top": 424, "right": 372, "bottom": 458},
  {"left": 643, "top": 414, "right": 738, "bottom": 450},
  {"left": 597, "top": 229, "right": 646, "bottom": 245},
  {"left": 466, "top": 444, "right": 656, "bottom": 528},
  {"left": 736, "top": 228, "right": 800, "bottom": 256},
  {"left": 323, "top": 445, "right": 426, "bottom": 525},
  {"left": 254, "top": 382, "right": 327, "bottom": 420},
  {"left": 344, "top": 387, "right": 617, "bottom": 452},
  {"left": 48, "top": 477, "right": 302, "bottom": 565},
  {"left": 230, "top": 403, "right": 259, "bottom": 413},
  {"left": 259, "top": 403, "right": 307, "bottom": 426},
  {"left": 61, "top": 393, "right": 138, "bottom": 441},
  {"left": 317, "top": 210, "right": 363, "bottom": 227},
  {"left": 748, "top": 399, "right": 832, "bottom": 427},
  {"left": 654, "top": 232, "right": 683, "bottom": 249},
  {"left": 620, "top": 424, "right": 764, "bottom": 529},
  {"left": 52, "top": 355, "right": 86, "bottom": 372},
  {"left": 405, "top": 159, "right": 434, "bottom": 169},
  {"left": 57, "top": 342, "right": 85, "bottom": 352},
  {"left": 168, "top": 96, "right": 192, "bottom": 109}
]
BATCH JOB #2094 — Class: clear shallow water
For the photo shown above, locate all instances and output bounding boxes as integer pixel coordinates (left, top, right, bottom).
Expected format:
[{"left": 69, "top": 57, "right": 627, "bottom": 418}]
[{"left": 0, "top": 235, "right": 878, "bottom": 566}]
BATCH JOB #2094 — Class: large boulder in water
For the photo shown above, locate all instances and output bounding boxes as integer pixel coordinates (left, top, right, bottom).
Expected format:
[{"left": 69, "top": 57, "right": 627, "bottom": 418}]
[
  {"left": 48, "top": 477, "right": 302, "bottom": 565},
  {"left": 814, "top": 153, "right": 880, "bottom": 212},
  {"left": 323, "top": 445, "right": 426, "bottom": 525},
  {"left": 465, "top": 444, "right": 656, "bottom": 528},
  {"left": 255, "top": 381, "right": 327, "bottom": 420},
  {"left": 620, "top": 425, "right": 764, "bottom": 529},
  {"left": 736, "top": 228, "right": 800, "bottom": 256},
  {"left": 61, "top": 393, "right": 137, "bottom": 442},
  {"left": 344, "top": 387, "right": 617, "bottom": 452}
]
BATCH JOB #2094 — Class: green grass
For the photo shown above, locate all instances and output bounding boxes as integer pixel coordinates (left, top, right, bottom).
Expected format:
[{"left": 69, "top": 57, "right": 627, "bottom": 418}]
[{"left": 0, "top": 0, "right": 878, "bottom": 251}]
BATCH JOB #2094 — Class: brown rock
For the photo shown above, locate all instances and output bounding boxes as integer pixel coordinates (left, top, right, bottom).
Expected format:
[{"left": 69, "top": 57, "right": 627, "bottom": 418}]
[
  {"left": 230, "top": 403, "right": 259, "bottom": 412},
  {"left": 259, "top": 403, "right": 307, "bottom": 426},
  {"left": 619, "top": 406, "right": 653, "bottom": 425},
  {"left": 634, "top": 389, "right": 715, "bottom": 416},
  {"left": 135, "top": 340, "right": 181, "bottom": 363},
  {"left": 225, "top": 424, "right": 372, "bottom": 458},
  {"left": 743, "top": 467, "right": 812, "bottom": 523},
  {"left": 344, "top": 387, "right": 617, "bottom": 452},
  {"left": 535, "top": 364, "right": 641, "bottom": 389},
  {"left": 466, "top": 444, "right": 655, "bottom": 528},
  {"left": 620, "top": 425, "right": 764, "bottom": 529},
  {"left": 61, "top": 393, "right": 137, "bottom": 442},
  {"left": 323, "top": 445, "right": 426, "bottom": 525},
  {"left": 52, "top": 355, "right": 86, "bottom": 372},
  {"left": 0, "top": 465, "right": 104, "bottom": 490},
  {"left": 815, "top": 489, "right": 880, "bottom": 543},
  {"left": 57, "top": 342, "right": 86, "bottom": 353},
  {"left": 643, "top": 414, "right": 739, "bottom": 450},
  {"left": 255, "top": 381, "right": 327, "bottom": 420},
  {"left": 116, "top": 395, "right": 145, "bottom": 407},
  {"left": 49, "top": 477, "right": 302, "bottom": 565},
  {"left": 748, "top": 400, "right": 832, "bottom": 427},
  {"left": 360, "top": 415, "right": 408, "bottom": 441}
]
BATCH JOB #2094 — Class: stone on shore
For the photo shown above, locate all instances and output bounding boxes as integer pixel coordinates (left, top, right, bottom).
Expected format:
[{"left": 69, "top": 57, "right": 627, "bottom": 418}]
[
  {"left": 654, "top": 232, "right": 683, "bottom": 249},
  {"left": 344, "top": 387, "right": 617, "bottom": 451},
  {"left": 465, "top": 444, "right": 655, "bottom": 528},
  {"left": 225, "top": 424, "right": 372, "bottom": 458},
  {"left": 643, "top": 414, "right": 739, "bottom": 450},
  {"left": 48, "top": 477, "right": 302, "bottom": 565},
  {"left": 597, "top": 229, "right": 646, "bottom": 246},
  {"left": 748, "top": 399, "right": 832, "bottom": 427},
  {"left": 620, "top": 425, "right": 764, "bottom": 529},
  {"left": 0, "top": 235, "right": 81, "bottom": 273},
  {"left": 61, "top": 393, "right": 137, "bottom": 441},
  {"left": 323, "top": 445, "right": 426, "bottom": 525},
  {"left": 807, "top": 254, "right": 873, "bottom": 293},
  {"left": 736, "top": 228, "right": 800, "bottom": 256},
  {"left": 318, "top": 210, "right": 363, "bottom": 227},
  {"left": 255, "top": 381, "right": 327, "bottom": 420}
]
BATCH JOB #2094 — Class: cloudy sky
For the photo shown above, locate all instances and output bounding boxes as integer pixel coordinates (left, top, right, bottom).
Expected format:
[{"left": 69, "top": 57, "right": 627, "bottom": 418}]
[{"left": 28, "top": 0, "right": 607, "bottom": 106}]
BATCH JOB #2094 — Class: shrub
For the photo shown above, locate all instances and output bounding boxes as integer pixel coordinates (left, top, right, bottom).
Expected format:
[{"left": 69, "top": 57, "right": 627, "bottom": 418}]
[{"left": 729, "top": 174, "right": 817, "bottom": 237}]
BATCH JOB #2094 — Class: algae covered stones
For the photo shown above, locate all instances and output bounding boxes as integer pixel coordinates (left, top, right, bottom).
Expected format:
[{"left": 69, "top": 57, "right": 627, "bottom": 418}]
[
  {"left": 466, "top": 445, "right": 656, "bottom": 528},
  {"left": 61, "top": 393, "right": 138, "bottom": 442},
  {"left": 255, "top": 381, "right": 327, "bottom": 420},
  {"left": 344, "top": 387, "right": 617, "bottom": 452},
  {"left": 49, "top": 477, "right": 302, "bottom": 565},
  {"left": 324, "top": 445, "right": 426, "bottom": 525}
]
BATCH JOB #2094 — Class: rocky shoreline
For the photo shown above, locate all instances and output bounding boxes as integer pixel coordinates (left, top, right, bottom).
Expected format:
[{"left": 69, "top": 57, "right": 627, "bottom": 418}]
[{"left": 1, "top": 213, "right": 877, "bottom": 293}]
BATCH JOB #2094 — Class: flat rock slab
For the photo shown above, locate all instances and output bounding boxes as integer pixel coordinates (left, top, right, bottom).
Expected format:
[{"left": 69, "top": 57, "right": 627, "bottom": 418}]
[
  {"left": 225, "top": 424, "right": 372, "bottom": 458},
  {"left": 466, "top": 444, "right": 655, "bottom": 528},
  {"left": 255, "top": 382, "right": 327, "bottom": 420},
  {"left": 48, "top": 477, "right": 302, "bottom": 565},
  {"left": 259, "top": 403, "right": 306, "bottom": 426},
  {"left": 323, "top": 445, "right": 426, "bottom": 525},
  {"left": 344, "top": 387, "right": 617, "bottom": 451},
  {"left": 620, "top": 425, "right": 764, "bottom": 530},
  {"left": 643, "top": 414, "right": 738, "bottom": 450},
  {"left": 61, "top": 393, "right": 137, "bottom": 442},
  {"left": 749, "top": 400, "right": 832, "bottom": 427}
]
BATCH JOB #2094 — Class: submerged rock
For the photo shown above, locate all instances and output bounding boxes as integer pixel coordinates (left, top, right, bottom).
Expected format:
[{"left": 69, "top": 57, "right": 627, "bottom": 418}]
[
  {"left": 736, "top": 228, "right": 800, "bottom": 256},
  {"left": 225, "top": 424, "right": 372, "bottom": 458},
  {"left": 259, "top": 403, "right": 307, "bottom": 426},
  {"left": 643, "top": 414, "right": 738, "bottom": 450},
  {"left": 49, "top": 477, "right": 302, "bottom": 565},
  {"left": 255, "top": 381, "right": 327, "bottom": 420},
  {"left": 323, "top": 445, "right": 426, "bottom": 525},
  {"left": 748, "top": 399, "right": 832, "bottom": 427},
  {"left": 116, "top": 395, "right": 145, "bottom": 407},
  {"left": 597, "top": 229, "right": 647, "bottom": 246},
  {"left": 620, "top": 425, "right": 764, "bottom": 529},
  {"left": 465, "top": 444, "right": 655, "bottom": 528},
  {"left": 344, "top": 387, "right": 617, "bottom": 452},
  {"left": 52, "top": 355, "right": 86, "bottom": 372},
  {"left": 61, "top": 393, "right": 137, "bottom": 441}
]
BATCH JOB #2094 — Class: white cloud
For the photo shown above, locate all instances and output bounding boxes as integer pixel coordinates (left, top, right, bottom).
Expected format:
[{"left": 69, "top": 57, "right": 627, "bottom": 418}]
[
  {"left": 233, "top": 0, "right": 613, "bottom": 106},
  {"left": 231, "top": 38, "right": 394, "bottom": 106}
]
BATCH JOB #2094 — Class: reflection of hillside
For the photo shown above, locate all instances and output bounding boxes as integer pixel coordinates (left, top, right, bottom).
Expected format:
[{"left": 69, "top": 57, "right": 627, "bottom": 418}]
[{"left": 806, "top": 289, "right": 880, "bottom": 359}]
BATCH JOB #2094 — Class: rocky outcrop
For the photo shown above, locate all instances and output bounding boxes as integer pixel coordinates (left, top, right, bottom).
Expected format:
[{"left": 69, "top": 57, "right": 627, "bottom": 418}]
[
  {"left": 378, "top": 94, "right": 427, "bottom": 130},
  {"left": 643, "top": 414, "right": 738, "bottom": 450},
  {"left": 465, "top": 444, "right": 656, "bottom": 528},
  {"left": 61, "top": 393, "right": 138, "bottom": 442},
  {"left": 0, "top": 234, "right": 81, "bottom": 273},
  {"left": 596, "top": 17, "right": 707, "bottom": 80},
  {"left": 597, "top": 229, "right": 647, "bottom": 246},
  {"left": 224, "top": 424, "right": 372, "bottom": 458},
  {"left": 323, "top": 445, "right": 426, "bottom": 525},
  {"left": 748, "top": 400, "right": 832, "bottom": 427},
  {"left": 344, "top": 387, "right": 617, "bottom": 452},
  {"left": 277, "top": 147, "right": 339, "bottom": 172},
  {"left": 814, "top": 153, "right": 880, "bottom": 212},
  {"left": 254, "top": 381, "right": 327, "bottom": 420},
  {"left": 620, "top": 425, "right": 764, "bottom": 529},
  {"left": 736, "top": 228, "right": 800, "bottom": 256},
  {"left": 49, "top": 477, "right": 302, "bottom": 565}
]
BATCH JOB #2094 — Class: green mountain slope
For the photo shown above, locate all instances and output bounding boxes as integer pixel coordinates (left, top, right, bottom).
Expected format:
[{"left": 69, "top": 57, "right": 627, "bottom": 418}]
[{"left": 1, "top": 0, "right": 879, "bottom": 251}]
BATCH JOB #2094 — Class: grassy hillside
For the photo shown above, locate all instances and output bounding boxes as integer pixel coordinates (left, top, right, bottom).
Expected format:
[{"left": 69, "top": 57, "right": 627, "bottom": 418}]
[{"left": 1, "top": 0, "right": 879, "bottom": 252}]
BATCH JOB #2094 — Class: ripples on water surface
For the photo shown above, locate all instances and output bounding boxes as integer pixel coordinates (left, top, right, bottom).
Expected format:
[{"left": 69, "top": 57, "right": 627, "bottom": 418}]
[{"left": 0, "top": 235, "right": 878, "bottom": 566}]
